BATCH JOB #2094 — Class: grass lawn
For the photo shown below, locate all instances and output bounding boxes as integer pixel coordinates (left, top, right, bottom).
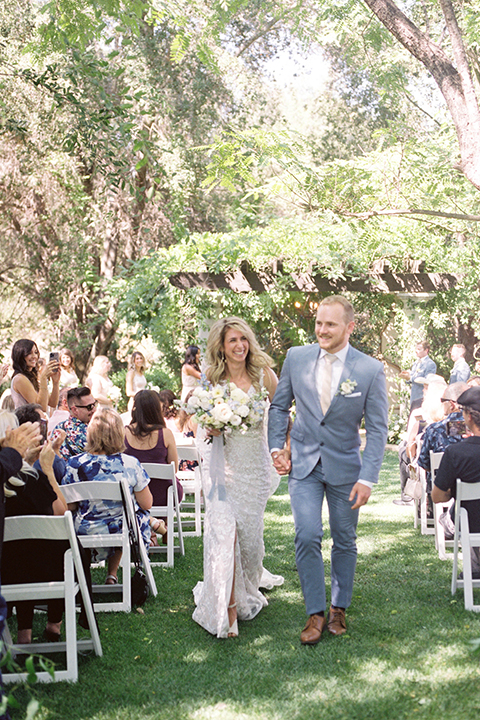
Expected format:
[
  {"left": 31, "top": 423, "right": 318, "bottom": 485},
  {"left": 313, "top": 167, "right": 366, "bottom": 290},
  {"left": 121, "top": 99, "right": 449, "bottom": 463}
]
[{"left": 10, "top": 450, "right": 480, "bottom": 719}]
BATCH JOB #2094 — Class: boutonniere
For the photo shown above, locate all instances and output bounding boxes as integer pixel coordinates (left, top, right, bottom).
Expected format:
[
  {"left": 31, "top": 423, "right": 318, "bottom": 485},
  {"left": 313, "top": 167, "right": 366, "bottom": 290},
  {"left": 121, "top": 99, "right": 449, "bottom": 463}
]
[{"left": 338, "top": 379, "right": 357, "bottom": 396}]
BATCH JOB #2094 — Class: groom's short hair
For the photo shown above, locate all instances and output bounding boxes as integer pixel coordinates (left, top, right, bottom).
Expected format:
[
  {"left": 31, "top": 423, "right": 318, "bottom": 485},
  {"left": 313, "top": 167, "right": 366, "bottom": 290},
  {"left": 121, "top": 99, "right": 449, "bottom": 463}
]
[{"left": 319, "top": 295, "right": 354, "bottom": 324}]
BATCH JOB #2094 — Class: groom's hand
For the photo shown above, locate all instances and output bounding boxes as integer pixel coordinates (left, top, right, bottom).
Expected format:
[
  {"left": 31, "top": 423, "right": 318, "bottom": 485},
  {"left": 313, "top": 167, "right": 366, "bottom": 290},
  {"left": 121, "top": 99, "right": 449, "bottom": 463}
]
[
  {"left": 349, "top": 482, "right": 371, "bottom": 509},
  {"left": 271, "top": 449, "right": 291, "bottom": 475}
]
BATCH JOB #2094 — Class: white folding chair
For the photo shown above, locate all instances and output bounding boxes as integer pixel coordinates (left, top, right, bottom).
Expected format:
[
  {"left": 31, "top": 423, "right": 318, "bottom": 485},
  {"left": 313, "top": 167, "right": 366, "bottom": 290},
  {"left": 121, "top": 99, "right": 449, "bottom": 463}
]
[
  {"left": 142, "top": 461, "right": 184, "bottom": 567},
  {"left": 2, "top": 511, "right": 102, "bottom": 683},
  {"left": 176, "top": 444, "right": 203, "bottom": 537},
  {"left": 451, "top": 479, "right": 480, "bottom": 611},
  {"left": 430, "top": 450, "right": 455, "bottom": 560},
  {"left": 61, "top": 480, "right": 157, "bottom": 612}
]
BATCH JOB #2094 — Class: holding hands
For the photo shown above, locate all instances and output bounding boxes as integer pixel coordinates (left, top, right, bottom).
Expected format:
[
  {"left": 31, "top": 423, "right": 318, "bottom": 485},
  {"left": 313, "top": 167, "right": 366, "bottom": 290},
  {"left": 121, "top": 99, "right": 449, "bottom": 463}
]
[{"left": 271, "top": 448, "right": 291, "bottom": 476}]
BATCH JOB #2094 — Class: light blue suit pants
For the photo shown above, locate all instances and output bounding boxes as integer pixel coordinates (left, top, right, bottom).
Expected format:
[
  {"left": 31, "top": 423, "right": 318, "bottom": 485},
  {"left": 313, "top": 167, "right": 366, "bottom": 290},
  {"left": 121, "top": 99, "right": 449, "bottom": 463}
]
[{"left": 289, "top": 461, "right": 359, "bottom": 615}]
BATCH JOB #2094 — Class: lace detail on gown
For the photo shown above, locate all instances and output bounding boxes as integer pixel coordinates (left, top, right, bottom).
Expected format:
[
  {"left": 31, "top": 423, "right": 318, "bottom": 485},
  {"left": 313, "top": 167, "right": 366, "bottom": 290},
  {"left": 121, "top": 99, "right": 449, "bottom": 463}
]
[{"left": 192, "top": 384, "right": 278, "bottom": 637}]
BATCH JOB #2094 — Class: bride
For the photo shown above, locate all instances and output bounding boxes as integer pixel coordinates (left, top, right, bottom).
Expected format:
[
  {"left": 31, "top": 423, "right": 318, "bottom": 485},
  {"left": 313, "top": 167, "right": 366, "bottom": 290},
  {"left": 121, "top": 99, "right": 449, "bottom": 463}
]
[{"left": 193, "top": 317, "right": 281, "bottom": 638}]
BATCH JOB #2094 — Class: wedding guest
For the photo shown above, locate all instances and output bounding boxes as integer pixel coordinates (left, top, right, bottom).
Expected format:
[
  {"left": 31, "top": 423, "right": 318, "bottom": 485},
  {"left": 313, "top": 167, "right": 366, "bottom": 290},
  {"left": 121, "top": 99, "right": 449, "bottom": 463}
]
[
  {"left": 47, "top": 387, "right": 70, "bottom": 434},
  {"left": 449, "top": 344, "right": 471, "bottom": 384},
  {"left": 125, "top": 352, "right": 147, "bottom": 414},
  {"left": 86, "top": 355, "right": 113, "bottom": 407},
  {"left": 158, "top": 389, "right": 179, "bottom": 433},
  {"left": 0, "top": 410, "right": 68, "bottom": 644},
  {"left": 11, "top": 339, "right": 60, "bottom": 413},
  {"left": 56, "top": 387, "right": 97, "bottom": 461},
  {"left": 0, "top": 363, "right": 8, "bottom": 388},
  {"left": 124, "top": 390, "right": 181, "bottom": 543},
  {"left": 0, "top": 393, "right": 14, "bottom": 412},
  {"left": 399, "top": 341, "right": 436, "bottom": 408},
  {"left": 181, "top": 345, "right": 201, "bottom": 401},
  {"left": 467, "top": 375, "right": 480, "bottom": 388},
  {"left": 62, "top": 408, "right": 152, "bottom": 584},
  {"left": 432, "top": 386, "right": 480, "bottom": 579},
  {"left": 59, "top": 348, "right": 79, "bottom": 389},
  {"left": 0, "top": 415, "right": 41, "bottom": 668},
  {"left": 15, "top": 403, "right": 67, "bottom": 483}
]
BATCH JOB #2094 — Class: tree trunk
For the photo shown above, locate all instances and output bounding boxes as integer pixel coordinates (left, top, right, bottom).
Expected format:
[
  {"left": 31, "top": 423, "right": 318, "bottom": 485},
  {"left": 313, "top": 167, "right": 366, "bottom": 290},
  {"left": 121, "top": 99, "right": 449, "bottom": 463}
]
[{"left": 362, "top": 0, "right": 480, "bottom": 190}]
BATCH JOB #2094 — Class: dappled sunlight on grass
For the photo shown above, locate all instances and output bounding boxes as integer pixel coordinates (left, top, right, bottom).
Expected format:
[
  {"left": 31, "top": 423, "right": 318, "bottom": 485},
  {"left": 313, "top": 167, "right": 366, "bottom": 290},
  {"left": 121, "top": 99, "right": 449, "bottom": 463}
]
[{"left": 24, "top": 449, "right": 480, "bottom": 720}]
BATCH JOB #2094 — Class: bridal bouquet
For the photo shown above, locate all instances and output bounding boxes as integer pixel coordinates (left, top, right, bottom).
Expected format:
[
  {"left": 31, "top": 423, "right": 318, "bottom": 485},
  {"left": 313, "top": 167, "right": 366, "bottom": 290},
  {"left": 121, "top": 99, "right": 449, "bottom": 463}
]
[
  {"left": 107, "top": 385, "right": 122, "bottom": 407},
  {"left": 177, "top": 381, "right": 269, "bottom": 439}
]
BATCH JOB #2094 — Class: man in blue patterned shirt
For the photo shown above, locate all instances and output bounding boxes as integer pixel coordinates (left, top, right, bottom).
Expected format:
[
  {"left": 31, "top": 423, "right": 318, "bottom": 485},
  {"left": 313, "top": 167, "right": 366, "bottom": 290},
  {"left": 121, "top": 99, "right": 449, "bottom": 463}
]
[{"left": 56, "top": 387, "right": 97, "bottom": 461}]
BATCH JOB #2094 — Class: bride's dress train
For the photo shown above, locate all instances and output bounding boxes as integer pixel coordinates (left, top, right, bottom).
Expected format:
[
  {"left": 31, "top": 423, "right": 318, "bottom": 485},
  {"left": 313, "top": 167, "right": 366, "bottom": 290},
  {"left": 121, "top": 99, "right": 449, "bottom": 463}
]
[{"left": 193, "top": 398, "right": 283, "bottom": 638}]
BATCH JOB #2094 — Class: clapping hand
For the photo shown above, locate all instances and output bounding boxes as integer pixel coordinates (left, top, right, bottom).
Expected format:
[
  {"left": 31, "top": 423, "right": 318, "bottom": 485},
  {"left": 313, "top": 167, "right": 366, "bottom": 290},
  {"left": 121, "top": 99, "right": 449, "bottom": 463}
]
[
  {"left": 1, "top": 422, "right": 41, "bottom": 459},
  {"left": 0, "top": 363, "right": 9, "bottom": 384},
  {"left": 39, "top": 441, "right": 55, "bottom": 474},
  {"left": 50, "top": 429, "right": 66, "bottom": 455}
]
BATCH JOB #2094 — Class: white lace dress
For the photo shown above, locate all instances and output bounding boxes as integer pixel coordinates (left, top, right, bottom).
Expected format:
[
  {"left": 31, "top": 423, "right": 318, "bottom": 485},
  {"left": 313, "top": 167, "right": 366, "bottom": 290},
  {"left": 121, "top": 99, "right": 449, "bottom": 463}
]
[{"left": 193, "top": 385, "right": 280, "bottom": 638}]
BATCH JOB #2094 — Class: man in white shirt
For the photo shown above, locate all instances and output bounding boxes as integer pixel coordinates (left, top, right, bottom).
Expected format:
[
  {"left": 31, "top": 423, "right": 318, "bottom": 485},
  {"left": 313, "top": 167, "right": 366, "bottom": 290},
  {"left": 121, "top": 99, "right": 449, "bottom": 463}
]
[{"left": 268, "top": 296, "right": 388, "bottom": 644}]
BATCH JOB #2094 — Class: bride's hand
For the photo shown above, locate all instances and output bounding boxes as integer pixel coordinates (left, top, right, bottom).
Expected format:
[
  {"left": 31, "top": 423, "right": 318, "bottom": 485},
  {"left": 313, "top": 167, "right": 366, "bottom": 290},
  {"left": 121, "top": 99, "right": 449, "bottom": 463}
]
[
  {"left": 206, "top": 427, "right": 222, "bottom": 438},
  {"left": 271, "top": 449, "right": 291, "bottom": 475}
]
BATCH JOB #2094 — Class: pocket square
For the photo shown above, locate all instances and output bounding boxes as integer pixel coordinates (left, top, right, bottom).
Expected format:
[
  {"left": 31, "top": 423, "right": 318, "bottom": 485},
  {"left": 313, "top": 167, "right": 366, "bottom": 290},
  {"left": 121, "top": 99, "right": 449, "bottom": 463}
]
[{"left": 345, "top": 392, "right": 362, "bottom": 398}]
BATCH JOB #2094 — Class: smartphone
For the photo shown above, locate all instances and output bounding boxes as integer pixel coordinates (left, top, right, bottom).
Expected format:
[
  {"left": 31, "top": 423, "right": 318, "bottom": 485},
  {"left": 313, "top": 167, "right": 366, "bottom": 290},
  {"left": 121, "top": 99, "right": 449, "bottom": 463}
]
[
  {"left": 39, "top": 418, "right": 48, "bottom": 444},
  {"left": 447, "top": 419, "right": 466, "bottom": 437},
  {"left": 49, "top": 351, "right": 60, "bottom": 363}
]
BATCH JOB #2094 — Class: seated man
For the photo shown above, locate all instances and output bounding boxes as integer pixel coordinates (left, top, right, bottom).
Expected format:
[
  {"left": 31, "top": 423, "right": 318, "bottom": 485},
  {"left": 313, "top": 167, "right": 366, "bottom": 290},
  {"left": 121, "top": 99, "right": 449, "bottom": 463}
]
[
  {"left": 15, "top": 403, "right": 66, "bottom": 483},
  {"left": 56, "top": 387, "right": 97, "bottom": 460},
  {"left": 48, "top": 387, "right": 70, "bottom": 434},
  {"left": 432, "top": 386, "right": 480, "bottom": 579}
]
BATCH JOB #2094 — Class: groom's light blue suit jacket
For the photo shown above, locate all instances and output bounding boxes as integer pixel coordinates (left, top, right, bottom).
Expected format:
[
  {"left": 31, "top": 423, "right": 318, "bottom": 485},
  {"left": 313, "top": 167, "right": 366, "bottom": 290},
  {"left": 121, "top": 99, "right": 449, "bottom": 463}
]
[{"left": 268, "top": 343, "right": 389, "bottom": 485}]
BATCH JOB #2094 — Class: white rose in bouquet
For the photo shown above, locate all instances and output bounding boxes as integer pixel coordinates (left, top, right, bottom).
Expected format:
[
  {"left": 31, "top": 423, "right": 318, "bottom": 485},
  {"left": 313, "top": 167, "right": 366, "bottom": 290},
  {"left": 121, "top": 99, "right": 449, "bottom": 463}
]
[
  {"left": 237, "top": 404, "right": 250, "bottom": 417},
  {"left": 230, "top": 414, "right": 242, "bottom": 426},
  {"left": 187, "top": 395, "right": 201, "bottom": 410},
  {"left": 230, "top": 387, "right": 249, "bottom": 404},
  {"left": 211, "top": 402, "right": 234, "bottom": 425}
]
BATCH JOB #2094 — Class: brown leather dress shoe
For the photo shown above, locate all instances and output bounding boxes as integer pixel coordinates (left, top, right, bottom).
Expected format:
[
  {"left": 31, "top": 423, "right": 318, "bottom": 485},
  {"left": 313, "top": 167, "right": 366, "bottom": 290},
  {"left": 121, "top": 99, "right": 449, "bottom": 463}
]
[
  {"left": 328, "top": 606, "right": 347, "bottom": 636},
  {"left": 300, "top": 614, "right": 327, "bottom": 645}
]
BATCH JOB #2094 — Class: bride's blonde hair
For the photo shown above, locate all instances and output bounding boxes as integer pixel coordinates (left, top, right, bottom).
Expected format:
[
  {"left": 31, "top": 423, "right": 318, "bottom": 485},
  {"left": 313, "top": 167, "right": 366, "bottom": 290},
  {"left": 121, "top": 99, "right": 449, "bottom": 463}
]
[{"left": 205, "top": 317, "right": 273, "bottom": 390}]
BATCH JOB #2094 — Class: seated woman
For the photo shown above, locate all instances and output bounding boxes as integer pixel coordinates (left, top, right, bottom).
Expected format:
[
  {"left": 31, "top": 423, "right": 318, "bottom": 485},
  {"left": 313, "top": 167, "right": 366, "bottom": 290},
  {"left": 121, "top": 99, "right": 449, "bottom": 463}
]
[
  {"left": 124, "top": 390, "right": 182, "bottom": 542},
  {"left": 159, "top": 388, "right": 183, "bottom": 434},
  {"left": 62, "top": 407, "right": 152, "bottom": 585},
  {"left": 0, "top": 410, "right": 68, "bottom": 644},
  {"left": 11, "top": 339, "right": 60, "bottom": 412}
]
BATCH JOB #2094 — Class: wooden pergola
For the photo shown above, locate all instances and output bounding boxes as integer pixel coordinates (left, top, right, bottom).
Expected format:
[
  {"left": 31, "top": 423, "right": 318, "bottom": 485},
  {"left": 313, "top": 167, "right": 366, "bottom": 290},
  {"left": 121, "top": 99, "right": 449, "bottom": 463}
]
[{"left": 169, "top": 260, "right": 460, "bottom": 295}]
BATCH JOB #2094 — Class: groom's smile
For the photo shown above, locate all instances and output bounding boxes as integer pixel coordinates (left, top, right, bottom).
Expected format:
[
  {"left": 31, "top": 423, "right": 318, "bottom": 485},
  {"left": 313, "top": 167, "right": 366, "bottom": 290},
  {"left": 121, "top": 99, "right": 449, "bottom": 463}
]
[{"left": 315, "top": 303, "right": 355, "bottom": 354}]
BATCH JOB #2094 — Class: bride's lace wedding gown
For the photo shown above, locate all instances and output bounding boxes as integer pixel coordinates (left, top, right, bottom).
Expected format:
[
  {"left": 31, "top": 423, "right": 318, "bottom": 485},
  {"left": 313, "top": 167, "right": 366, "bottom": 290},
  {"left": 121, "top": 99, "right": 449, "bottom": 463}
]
[{"left": 192, "top": 385, "right": 281, "bottom": 638}]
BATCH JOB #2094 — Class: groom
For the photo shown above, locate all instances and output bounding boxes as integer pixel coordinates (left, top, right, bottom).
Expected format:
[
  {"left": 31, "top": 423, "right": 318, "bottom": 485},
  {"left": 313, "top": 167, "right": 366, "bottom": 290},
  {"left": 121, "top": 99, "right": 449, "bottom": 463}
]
[{"left": 268, "top": 295, "right": 388, "bottom": 644}]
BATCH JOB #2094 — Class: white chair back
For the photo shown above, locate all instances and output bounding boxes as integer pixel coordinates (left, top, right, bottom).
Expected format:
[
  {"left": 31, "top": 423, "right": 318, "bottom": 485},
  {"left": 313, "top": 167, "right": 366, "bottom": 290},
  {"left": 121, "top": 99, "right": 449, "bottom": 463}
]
[
  {"left": 2, "top": 511, "right": 102, "bottom": 684},
  {"left": 141, "top": 461, "right": 184, "bottom": 567},
  {"left": 451, "top": 478, "right": 480, "bottom": 611},
  {"left": 61, "top": 479, "right": 157, "bottom": 611}
]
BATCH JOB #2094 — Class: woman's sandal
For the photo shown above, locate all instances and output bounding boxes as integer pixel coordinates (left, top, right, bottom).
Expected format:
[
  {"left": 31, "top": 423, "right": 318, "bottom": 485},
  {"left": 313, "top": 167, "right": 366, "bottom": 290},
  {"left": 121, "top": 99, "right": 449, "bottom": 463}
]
[
  {"left": 150, "top": 517, "right": 167, "bottom": 536},
  {"left": 227, "top": 603, "right": 238, "bottom": 638},
  {"left": 105, "top": 574, "right": 118, "bottom": 585}
]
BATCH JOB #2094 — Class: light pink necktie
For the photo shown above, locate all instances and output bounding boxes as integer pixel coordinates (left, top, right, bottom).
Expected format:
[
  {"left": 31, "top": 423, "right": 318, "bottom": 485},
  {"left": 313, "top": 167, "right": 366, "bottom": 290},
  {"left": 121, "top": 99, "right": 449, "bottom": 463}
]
[{"left": 321, "top": 354, "right": 337, "bottom": 415}]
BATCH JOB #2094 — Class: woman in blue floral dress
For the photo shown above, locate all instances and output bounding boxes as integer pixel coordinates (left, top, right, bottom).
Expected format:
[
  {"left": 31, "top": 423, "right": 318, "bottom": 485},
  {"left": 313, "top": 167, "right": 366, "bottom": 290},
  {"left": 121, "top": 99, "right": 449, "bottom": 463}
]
[{"left": 62, "top": 408, "right": 152, "bottom": 584}]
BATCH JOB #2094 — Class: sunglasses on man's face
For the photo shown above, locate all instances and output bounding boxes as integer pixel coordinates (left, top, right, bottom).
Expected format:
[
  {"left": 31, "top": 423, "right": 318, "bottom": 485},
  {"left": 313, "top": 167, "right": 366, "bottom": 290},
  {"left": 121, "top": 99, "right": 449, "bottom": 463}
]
[{"left": 74, "top": 402, "right": 97, "bottom": 412}]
